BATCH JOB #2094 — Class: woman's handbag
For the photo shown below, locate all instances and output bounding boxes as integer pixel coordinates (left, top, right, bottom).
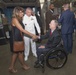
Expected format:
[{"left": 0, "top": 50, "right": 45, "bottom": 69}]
[
  {"left": 12, "top": 26, "right": 24, "bottom": 52},
  {"left": 13, "top": 41, "right": 24, "bottom": 52}
]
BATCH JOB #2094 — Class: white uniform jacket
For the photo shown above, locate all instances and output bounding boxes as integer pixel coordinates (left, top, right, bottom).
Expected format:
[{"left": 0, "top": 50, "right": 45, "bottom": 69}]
[{"left": 23, "top": 14, "right": 41, "bottom": 34}]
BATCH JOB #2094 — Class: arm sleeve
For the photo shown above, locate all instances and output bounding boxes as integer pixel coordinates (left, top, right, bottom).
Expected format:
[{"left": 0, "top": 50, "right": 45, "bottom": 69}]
[
  {"left": 45, "top": 35, "right": 61, "bottom": 48},
  {"left": 34, "top": 16, "right": 41, "bottom": 34},
  {"left": 40, "top": 31, "right": 49, "bottom": 40},
  {"left": 58, "top": 13, "right": 64, "bottom": 24}
]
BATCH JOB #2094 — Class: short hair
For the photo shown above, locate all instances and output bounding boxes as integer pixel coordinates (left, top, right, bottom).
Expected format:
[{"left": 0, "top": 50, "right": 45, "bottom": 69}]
[
  {"left": 25, "top": 7, "right": 32, "bottom": 12},
  {"left": 62, "top": 3, "right": 70, "bottom": 9},
  {"left": 49, "top": 3, "right": 54, "bottom": 6},
  {"left": 52, "top": 20, "right": 58, "bottom": 26}
]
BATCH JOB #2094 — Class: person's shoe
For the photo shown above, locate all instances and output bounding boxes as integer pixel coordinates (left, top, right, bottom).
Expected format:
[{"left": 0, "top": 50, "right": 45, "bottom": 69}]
[
  {"left": 24, "top": 57, "right": 28, "bottom": 61},
  {"left": 34, "top": 60, "right": 40, "bottom": 68},
  {"left": 34, "top": 63, "right": 40, "bottom": 68},
  {"left": 39, "top": 61, "right": 44, "bottom": 68},
  {"left": 9, "top": 68, "right": 17, "bottom": 73},
  {"left": 35, "top": 60, "right": 39, "bottom": 64},
  {"left": 22, "top": 65, "right": 30, "bottom": 70}
]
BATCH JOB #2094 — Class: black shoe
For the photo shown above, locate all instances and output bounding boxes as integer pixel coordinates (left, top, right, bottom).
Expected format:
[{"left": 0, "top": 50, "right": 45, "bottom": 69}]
[
  {"left": 35, "top": 60, "right": 39, "bottom": 64},
  {"left": 34, "top": 63, "right": 40, "bottom": 68}
]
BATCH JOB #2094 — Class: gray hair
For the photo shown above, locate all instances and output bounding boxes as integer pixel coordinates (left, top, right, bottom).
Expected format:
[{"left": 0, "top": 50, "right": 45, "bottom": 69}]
[
  {"left": 52, "top": 20, "right": 58, "bottom": 26},
  {"left": 25, "top": 7, "right": 32, "bottom": 12}
]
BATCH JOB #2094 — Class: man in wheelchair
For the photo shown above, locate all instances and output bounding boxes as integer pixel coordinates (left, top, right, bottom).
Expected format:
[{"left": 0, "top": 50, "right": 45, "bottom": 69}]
[{"left": 34, "top": 20, "right": 61, "bottom": 68}]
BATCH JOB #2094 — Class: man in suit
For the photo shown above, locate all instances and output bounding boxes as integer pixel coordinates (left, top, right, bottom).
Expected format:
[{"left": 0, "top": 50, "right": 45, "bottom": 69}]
[
  {"left": 34, "top": 20, "right": 61, "bottom": 68},
  {"left": 46, "top": 3, "right": 57, "bottom": 31},
  {"left": 58, "top": 3, "right": 75, "bottom": 54}
]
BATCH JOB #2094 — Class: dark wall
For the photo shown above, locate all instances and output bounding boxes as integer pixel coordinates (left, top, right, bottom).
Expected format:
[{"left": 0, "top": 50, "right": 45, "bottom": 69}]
[{"left": 2, "top": 6, "right": 40, "bottom": 24}]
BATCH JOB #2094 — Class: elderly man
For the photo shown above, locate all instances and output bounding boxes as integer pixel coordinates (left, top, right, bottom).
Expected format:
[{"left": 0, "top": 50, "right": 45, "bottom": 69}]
[
  {"left": 58, "top": 3, "right": 75, "bottom": 54},
  {"left": 23, "top": 8, "right": 41, "bottom": 61},
  {"left": 34, "top": 20, "right": 61, "bottom": 68}
]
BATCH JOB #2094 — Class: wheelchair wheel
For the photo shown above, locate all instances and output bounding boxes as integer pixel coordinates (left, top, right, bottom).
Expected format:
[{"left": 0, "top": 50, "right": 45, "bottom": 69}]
[{"left": 46, "top": 48, "right": 67, "bottom": 69}]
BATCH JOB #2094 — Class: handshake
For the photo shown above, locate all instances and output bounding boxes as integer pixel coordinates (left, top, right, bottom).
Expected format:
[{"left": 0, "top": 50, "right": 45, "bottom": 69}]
[{"left": 32, "top": 34, "right": 40, "bottom": 41}]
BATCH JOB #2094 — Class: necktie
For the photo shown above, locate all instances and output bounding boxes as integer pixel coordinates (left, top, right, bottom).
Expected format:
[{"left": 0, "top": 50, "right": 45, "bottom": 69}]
[{"left": 50, "top": 31, "right": 52, "bottom": 36}]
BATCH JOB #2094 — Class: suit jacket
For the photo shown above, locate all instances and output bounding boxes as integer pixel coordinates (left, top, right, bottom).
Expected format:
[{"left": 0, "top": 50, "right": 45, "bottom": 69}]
[
  {"left": 58, "top": 9, "right": 75, "bottom": 34},
  {"left": 40, "top": 29, "right": 61, "bottom": 49},
  {"left": 46, "top": 10, "right": 57, "bottom": 30}
]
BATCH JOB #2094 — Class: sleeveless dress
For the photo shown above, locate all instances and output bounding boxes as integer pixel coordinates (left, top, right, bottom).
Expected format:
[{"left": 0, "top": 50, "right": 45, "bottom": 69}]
[{"left": 9, "top": 21, "right": 24, "bottom": 53}]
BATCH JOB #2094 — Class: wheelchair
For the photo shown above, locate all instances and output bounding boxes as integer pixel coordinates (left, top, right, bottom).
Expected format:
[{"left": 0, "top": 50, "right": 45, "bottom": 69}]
[{"left": 38, "top": 42, "right": 68, "bottom": 73}]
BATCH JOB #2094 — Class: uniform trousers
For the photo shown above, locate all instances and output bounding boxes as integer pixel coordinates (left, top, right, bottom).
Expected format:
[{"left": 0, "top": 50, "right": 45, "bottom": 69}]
[{"left": 24, "top": 36, "right": 37, "bottom": 58}]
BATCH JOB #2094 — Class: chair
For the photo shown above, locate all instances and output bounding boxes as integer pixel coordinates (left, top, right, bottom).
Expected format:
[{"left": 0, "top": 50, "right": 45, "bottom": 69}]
[{"left": 38, "top": 41, "right": 68, "bottom": 73}]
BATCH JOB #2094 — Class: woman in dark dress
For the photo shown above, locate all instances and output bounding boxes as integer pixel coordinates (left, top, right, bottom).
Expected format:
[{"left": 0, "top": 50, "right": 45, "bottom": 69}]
[{"left": 9, "top": 7, "right": 38, "bottom": 73}]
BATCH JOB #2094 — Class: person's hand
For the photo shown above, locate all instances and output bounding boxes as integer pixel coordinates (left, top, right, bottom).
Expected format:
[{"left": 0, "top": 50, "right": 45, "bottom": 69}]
[
  {"left": 58, "top": 14, "right": 61, "bottom": 19},
  {"left": 38, "top": 33, "right": 41, "bottom": 36},
  {"left": 37, "top": 35, "right": 40, "bottom": 39},
  {"left": 32, "top": 35, "right": 38, "bottom": 41},
  {"left": 39, "top": 45, "right": 45, "bottom": 48}
]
